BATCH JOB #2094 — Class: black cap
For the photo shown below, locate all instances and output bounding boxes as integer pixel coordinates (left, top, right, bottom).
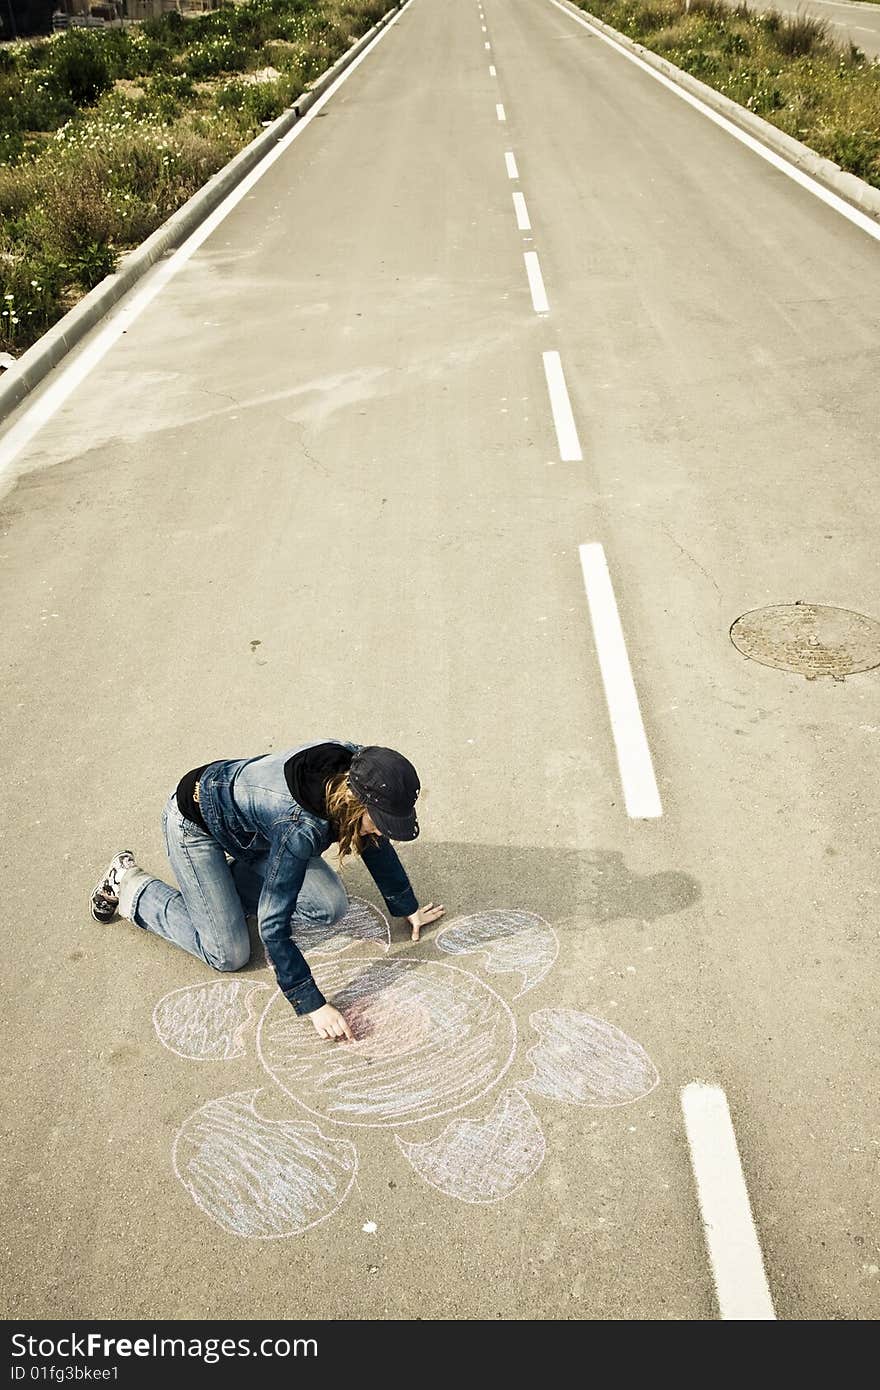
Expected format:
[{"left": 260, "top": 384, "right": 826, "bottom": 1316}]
[{"left": 348, "top": 746, "right": 420, "bottom": 841}]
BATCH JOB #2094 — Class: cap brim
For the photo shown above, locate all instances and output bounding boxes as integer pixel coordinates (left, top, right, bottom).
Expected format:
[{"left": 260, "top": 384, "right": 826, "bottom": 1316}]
[{"left": 371, "top": 808, "right": 419, "bottom": 842}]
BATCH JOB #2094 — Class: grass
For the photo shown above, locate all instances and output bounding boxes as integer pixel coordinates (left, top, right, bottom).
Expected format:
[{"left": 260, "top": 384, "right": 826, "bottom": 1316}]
[
  {"left": 0, "top": 0, "right": 391, "bottom": 356},
  {"left": 575, "top": 0, "right": 880, "bottom": 188}
]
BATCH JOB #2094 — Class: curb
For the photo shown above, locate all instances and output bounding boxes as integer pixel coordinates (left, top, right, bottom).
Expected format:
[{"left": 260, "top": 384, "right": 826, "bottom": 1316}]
[
  {"left": 0, "top": 1, "right": 409, "bottom": 425},
  {"left": 556, "top": 0, "right": 880, "bottom": 225}
]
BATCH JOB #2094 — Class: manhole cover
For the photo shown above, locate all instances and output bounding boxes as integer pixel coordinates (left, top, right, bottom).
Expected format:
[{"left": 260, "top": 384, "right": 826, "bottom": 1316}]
[{"left": 730, "top": 603, "right": 880, "bottom": 679}]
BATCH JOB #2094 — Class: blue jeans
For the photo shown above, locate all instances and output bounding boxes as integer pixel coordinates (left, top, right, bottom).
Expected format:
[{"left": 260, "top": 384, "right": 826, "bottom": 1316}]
[{"left": 118, "top": 792, "right": 348, "bottom": 973}]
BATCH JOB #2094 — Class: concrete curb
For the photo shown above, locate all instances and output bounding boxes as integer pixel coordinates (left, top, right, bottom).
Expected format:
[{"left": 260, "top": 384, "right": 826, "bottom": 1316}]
[
  {"left": 0, "top": 1, "right": 409, "bottom": 424},
  {"left": 556, "top": 0, "right": 880, "bottom": 224}
]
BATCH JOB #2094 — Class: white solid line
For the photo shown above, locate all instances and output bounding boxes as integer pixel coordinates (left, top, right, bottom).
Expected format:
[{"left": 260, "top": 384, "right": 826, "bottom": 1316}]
[
  {"left": 524, "top": 251, "right": 549, "bottom": 312},
  {"left": 489, "top": 64, "right": 497, "bottom": 76},
  {"left": 681, "top": 1084, "right": 776, "bottom": 1320},
  {"left": 548, "top": 0, "right": 880, "bottom": 244},
  {"left": 496, "top": 103, "right": 506, "bottom": 121},
  {"left": 542, "top": 351, "right": 581, "bottom": 460},
  {"left": 577, "top": 541, "right": 663, "bottom": 818},
  {"left": 0, "top": 7, "right": 410, "bottom": 488},
  {"left": 513, "top": 191, "right": 532, "bottom": 231},
  {"left": 505, "top": 151, "right": 519, "bottom": 179}
]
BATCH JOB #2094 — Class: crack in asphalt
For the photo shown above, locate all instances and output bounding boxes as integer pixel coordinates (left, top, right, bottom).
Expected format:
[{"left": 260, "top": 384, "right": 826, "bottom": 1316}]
[{"left": 659, "top": 523, "right": 722, "bottom": 599}]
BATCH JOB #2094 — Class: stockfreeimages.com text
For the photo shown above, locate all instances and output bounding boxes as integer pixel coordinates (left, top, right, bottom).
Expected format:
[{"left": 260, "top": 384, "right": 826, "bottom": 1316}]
[{"left": 11, "top": 1335, "right": 316, "bottom": 1365}]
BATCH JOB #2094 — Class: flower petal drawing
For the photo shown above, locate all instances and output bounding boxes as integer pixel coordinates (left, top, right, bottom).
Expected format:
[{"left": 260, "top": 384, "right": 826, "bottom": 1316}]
[
  {"left": 172, "top": 1090, "right": 358, "bottom": 1238},
  {"left": 396, "top": 1089, "right": 546, "bottom": 1204},
  {"left": 436, "top": 910, "right": 558, "bottom": 996},
  {"left": 152, "top": 980, "right": 270, "bottom": 1060},
  {"left": 523, "top": 1009, "right": 659, "bottom": 1108},
  {"left": 290, "top": 896, "right": 390, "bottom": 956}
]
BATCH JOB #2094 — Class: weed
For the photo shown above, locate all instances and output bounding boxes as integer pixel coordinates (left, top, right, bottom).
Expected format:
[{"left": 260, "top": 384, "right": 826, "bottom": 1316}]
[{"left": 770, "top": 14, "right": 829, "bottom": 59}]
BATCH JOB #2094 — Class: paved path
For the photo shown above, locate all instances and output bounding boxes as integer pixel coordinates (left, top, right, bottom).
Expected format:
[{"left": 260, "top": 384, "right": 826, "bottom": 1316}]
[{"left": 1, "top": 0, "right": 878, "bottom": 1322}]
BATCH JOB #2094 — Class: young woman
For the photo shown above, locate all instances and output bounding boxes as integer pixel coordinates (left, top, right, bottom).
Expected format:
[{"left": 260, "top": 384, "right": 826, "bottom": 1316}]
[{"left": 89, "top": 741, "right": 444, "bottom": 1041}]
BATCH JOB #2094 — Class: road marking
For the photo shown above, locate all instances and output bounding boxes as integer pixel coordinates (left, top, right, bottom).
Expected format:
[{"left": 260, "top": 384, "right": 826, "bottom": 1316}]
[
  {"left": 0, "top": 3, "right": 411, "bottom": 488},
  {"left": 548, "top": 0, "right": 880, "bottom": 244},
  {"left": 577, "top": 541, "right": 663, "bottom": 818},
  {"left": 485, "top": 40, "right": 491, "bottom": 49},
  {"left": 542, "top": 351, "right": 580, "bottom": 460},
  {"left": 681, "top": 1084, "right": 776, "bottom": 1320},
  {"left": 489, "top": 64, "right": 497, "bottom": 75},
  {"left": 524, "top": 252, "right": 549, "bottom": 312},
  {"left": 505, "top": 151, "right": 519, "bottom": 179},
  {"left": 482, "top": 23, "right": 487, "bottom": 30},
  {"left": 496, "top": 103, "right": 506, "bottom": 121},
  {"left": 513, "top": 192, "right": 532, "bottom": 230}
]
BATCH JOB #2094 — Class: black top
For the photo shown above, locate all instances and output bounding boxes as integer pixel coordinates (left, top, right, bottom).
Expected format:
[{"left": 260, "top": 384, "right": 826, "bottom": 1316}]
[{"left": 175, "top": 743, "right": 355, "bottom": 839}]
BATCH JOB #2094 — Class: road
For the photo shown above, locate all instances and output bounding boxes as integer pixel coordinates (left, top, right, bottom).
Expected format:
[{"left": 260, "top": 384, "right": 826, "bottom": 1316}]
[
  {"left": 714, "top": 0, "right": 880, "bottom": 59},
  {"left": 1, "top": 0, "right": 878, "bottom": 1322}
]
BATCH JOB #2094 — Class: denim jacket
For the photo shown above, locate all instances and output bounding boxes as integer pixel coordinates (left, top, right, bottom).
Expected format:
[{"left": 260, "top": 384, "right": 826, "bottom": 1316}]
[{"left": 195, "top": 739, "right": 419, "bottom": 1015}]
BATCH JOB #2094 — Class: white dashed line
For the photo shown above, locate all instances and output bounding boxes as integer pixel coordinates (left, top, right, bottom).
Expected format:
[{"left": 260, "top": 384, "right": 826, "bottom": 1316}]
[
  {"left": 505, "top": 152, "right": 519, "bottom": 179},
  {"left": 513, "top": 192, "right": 531, "bottom": 231},
  {"left": 524, "top": 251, "right": 549, "bottom": 312},
  {"left": 485, "top": 40, "right": 491, "bottom": 49},
  {"left": 496, "top": 103, "right": 506, "bottom": 121},
  {"left": 489, "top": 64, "right": 497, "bottom": 76},
  {"left": 577, "top": 541, "right": 663, "bottom": 818},
  {"left": 542, "top": 352, "right": 581, "bottom": 461},
  {"left": 482, "top": 23, "right": 487, "bottom": 30},
  {"left": 681, "top": 1084, "right": 776, "bottom": 1320}
]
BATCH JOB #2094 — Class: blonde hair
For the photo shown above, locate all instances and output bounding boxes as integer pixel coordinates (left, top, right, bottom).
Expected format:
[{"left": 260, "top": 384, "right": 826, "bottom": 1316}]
[{"left": 325, "top": 772, "right": 374, "bottom": 866}]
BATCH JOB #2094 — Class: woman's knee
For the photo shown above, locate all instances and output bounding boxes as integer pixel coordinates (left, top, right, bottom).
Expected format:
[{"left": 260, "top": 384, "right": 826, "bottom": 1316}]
[
  {"left": 299, "top": 888, "right": 348, "bottom": 927},
  {"left": 207, "top": 941, "right": 251, "bottom": 973}
]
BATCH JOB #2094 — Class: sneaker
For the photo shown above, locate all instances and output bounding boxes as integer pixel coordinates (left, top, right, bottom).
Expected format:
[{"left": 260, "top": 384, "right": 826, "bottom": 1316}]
[{"left": 90, "top": 850, "right": 137, "bottom": 923}]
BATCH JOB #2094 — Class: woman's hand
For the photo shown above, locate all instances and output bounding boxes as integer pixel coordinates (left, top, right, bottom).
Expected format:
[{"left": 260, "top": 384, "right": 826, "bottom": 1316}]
[
  {"left": 407, "top": 902, "right": 445, "bottom": 942},
  {"left": 308, "top": 1002, "right": 354, "bottom": 1041}
]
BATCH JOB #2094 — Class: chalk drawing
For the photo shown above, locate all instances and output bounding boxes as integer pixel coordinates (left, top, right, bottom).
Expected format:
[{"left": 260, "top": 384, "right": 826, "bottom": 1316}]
[
  {"left": 396, "top": 1089, "right": 545, "bottom": 1204},
  {"left": 437, "top": 910, "right": 558, "bottom": 996},
  {"left": 153, "top": 980, "right": 271, "bottom": 1061},
  {"left": 172, "top": 1090, "right": 357, "bottom": 1239},
  {"left": 154, "top": 910, "right": 661, "bottom": 1234},
  {"left": 523, "top": 1009, "right": 659, "bottom": 1108},
  {"left": 290, "top": 896, "right": 390, "bottom": 956},
  {"left": 257, "top": 959, "right": 517, "bottom": 1129}
]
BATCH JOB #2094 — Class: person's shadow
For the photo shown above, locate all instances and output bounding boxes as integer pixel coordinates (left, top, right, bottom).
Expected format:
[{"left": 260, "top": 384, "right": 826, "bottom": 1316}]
[{"left": 242, "top": 839, "right": 700, "bottom": 963}]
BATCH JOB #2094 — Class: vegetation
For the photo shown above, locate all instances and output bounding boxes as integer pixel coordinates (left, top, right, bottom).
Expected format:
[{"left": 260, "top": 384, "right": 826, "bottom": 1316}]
[{"left": 0, "top": 0, "right": 390, "bottom": 355}]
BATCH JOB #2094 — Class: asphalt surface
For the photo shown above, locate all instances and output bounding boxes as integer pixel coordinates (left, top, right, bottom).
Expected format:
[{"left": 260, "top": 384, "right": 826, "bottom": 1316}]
[{"left": 1, "top": 0, "right": 879, "bottom": 1322}]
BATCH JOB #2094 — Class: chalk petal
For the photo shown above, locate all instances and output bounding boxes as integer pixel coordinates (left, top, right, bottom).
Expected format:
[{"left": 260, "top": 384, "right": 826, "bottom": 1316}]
[
  {"left": 173, "top": 1090, "right": 358, "bottom": 1238},
  {"left": 437, "top": 910, "right": 558, "bottom": 996},
  {"left": 396, "top": 1089, "right": 545, "bottom": 1203},
  {"left": 291, "top": 896, "right": 390, "bottom": 956},
  {"left": 152, "top": 980, "right": 270, "bottom": 1060},
  {"left": 524, "top": 1009, "right": 659, "bottom": 1107}
]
